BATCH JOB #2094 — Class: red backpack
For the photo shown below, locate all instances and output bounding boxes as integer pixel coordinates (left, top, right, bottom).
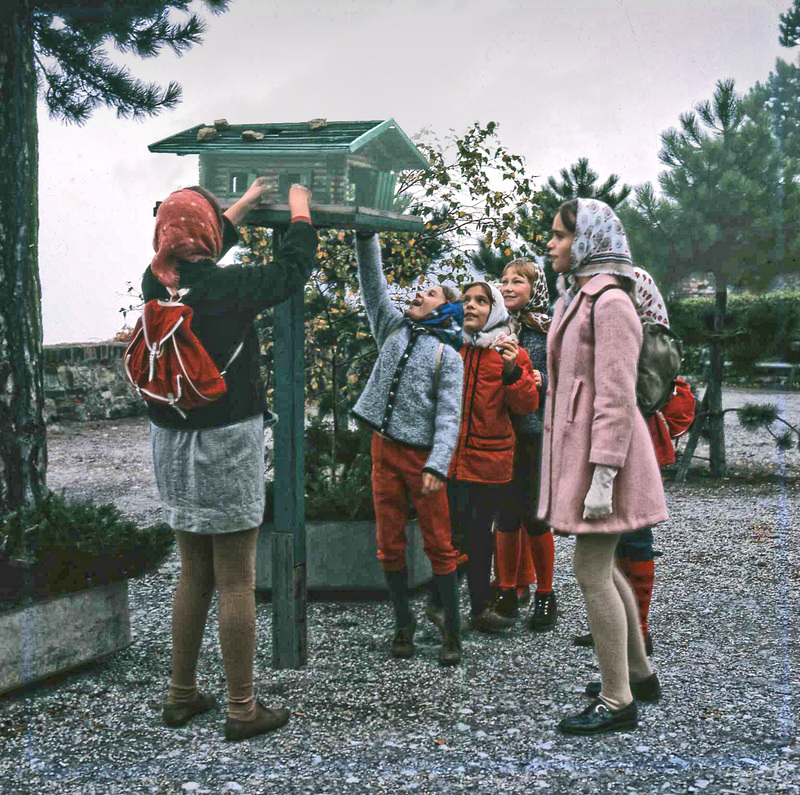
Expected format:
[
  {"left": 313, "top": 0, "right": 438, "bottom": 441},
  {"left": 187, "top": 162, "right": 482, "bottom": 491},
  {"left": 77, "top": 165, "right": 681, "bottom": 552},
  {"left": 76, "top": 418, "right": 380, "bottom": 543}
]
[{"left": 124, "top": 290, "right": 242, "bottom": 419}]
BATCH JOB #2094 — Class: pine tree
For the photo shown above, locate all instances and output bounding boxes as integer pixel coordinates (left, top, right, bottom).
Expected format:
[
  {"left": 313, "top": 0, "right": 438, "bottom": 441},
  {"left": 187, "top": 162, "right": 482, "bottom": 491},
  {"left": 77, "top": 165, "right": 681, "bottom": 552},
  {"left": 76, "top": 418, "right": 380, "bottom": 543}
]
[
  {"left": 779, "top": 0, "right": 800, "bottom": 48},
  {"left": 0, "top": 1, "right": 228, "bottom": 515},
  {"left": 539, "top": 157, "right": 631, "bottom": 221}
]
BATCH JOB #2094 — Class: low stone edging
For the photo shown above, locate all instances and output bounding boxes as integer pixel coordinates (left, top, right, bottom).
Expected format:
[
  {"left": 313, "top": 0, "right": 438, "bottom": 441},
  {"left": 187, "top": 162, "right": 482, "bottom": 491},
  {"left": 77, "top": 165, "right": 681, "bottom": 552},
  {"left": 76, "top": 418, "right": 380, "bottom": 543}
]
[{"left": 44, "top": 342, "right": 144, "bottom": 423}]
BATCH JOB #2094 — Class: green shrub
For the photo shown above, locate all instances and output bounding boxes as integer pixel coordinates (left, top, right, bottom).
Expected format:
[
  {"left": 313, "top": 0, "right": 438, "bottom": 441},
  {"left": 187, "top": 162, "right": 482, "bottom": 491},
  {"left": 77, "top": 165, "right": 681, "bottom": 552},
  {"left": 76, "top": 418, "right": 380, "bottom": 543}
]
[
  {"left": 667, "top": 292, "right": 800, "bottom": 376},
  {"left": 0, "top": 492, "right": 174, "bottom": 602},
  {"left": 265, "top": 422, "right": 376, "bottom": 523}
]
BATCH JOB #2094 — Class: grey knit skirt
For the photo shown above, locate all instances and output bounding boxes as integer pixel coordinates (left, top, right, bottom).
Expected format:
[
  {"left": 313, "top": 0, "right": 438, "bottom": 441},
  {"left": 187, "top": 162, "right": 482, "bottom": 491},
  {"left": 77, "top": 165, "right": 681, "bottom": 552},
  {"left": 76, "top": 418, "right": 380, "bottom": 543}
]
[{"left": 150, "top": 414, "right": 266, "bottom": 535}]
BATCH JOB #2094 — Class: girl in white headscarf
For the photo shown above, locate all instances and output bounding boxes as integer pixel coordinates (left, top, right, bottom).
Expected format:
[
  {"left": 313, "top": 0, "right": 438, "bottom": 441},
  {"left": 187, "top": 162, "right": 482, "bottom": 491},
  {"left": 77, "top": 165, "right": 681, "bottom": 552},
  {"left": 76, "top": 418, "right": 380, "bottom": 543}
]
[
  {"left": 426, "top": 282, "right": 540, "bottom": 635},
  {"left": 540, "top": 198, "right": 668, "bottom": 737}
]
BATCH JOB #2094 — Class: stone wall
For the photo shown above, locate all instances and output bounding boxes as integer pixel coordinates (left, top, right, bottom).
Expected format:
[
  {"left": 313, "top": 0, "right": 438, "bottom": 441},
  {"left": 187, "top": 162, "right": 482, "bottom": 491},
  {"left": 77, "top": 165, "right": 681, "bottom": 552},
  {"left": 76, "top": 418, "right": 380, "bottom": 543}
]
[{"left": 44, "top": 343, "right": 145, "bottom": 423}]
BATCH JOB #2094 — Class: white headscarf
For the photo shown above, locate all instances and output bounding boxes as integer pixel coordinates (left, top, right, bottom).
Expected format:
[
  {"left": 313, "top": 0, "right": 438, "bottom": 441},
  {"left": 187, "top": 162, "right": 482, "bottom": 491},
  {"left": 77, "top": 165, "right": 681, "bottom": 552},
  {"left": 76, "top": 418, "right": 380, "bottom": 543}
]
[
  {"left": 557, "top": 198, "right": 636, "bottom": 306},
  {"left": 633, "top": 267, "right": 670, "bottom": 328},
  {"left": 462, "top": 282, "right": 517, "bottom": 348}
]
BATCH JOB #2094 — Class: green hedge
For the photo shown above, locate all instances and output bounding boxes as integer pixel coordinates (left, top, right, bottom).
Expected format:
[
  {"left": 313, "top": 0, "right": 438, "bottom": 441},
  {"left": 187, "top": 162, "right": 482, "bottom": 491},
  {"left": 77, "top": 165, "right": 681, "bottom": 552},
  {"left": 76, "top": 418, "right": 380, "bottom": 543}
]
[{"left": 667, "top": 292, "right": 800, "bottom": 376}]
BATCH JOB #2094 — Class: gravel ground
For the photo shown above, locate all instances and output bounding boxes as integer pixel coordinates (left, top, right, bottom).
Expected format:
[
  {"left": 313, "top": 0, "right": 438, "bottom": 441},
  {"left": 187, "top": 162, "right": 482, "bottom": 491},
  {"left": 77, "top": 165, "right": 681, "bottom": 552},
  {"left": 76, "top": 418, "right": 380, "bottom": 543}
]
[{"left": 1, "top": 387, "right": 799, "bottom": 794}]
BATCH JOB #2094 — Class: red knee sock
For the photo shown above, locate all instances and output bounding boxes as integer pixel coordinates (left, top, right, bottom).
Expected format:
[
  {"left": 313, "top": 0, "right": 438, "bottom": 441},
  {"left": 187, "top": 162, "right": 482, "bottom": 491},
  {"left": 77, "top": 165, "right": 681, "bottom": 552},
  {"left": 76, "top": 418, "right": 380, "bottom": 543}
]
[
  {"left": 625, "top": 558, "right": 655, "bottom": 635},
  {"left": 529, "top": 530, "right": 554, "bottom": 594},
  {"left": 494, "top": 529, "right": 520, "bottom": 589},
  {"left": 516, "top": 528, "right": 536, "bottom": 589}
]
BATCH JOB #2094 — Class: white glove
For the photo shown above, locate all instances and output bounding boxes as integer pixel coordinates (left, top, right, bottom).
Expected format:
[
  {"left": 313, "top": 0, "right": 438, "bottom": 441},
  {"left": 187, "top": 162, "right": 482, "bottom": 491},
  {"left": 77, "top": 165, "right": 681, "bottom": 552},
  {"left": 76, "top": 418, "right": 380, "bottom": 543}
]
[{"left": 582, "top": 465, "right": 619, "bottom": 520}]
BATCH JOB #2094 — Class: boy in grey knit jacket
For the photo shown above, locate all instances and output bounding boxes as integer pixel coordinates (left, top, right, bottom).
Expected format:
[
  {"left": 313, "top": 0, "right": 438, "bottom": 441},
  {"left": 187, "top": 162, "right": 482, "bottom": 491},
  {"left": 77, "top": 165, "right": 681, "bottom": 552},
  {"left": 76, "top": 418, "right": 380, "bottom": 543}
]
[{"left": 353, "top": 232, "right": 464, "bottom": 666}]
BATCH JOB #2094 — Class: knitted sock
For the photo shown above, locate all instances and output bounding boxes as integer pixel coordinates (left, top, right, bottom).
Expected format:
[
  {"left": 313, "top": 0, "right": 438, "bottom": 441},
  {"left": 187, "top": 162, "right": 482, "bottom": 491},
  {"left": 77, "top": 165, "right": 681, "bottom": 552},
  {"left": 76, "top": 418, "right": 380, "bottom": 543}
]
[
  {"left": 494, "top": 529, "right": 520, "bottom": 590},
  {"left": 529, "top": 529, "right": 554, "bottom": 594},
  {"left": 385, "top": 569, "right": 413, "bottom": 627},
  {"left": 626, "top": 558, "right": 655, "bottom": 636},
  {"left": 168, "top": 531, "right": 215, "bottom": 706},
  {"left": 516, "top": 528, "right": 536, "bottom": 590},
  {"left": 433, "top": 572, "right": 461, "bottom": 633},
  {"left": 214, "top": 528, "right": 259, "bottom": 722}
]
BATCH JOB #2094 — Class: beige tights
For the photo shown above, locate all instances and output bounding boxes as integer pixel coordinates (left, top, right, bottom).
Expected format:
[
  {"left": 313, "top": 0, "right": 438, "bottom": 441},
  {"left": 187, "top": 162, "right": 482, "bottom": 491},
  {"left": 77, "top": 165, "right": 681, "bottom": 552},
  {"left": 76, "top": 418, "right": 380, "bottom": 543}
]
[
  {"left": 168, "top": 527, "right": 259, "bottom": 721},
  {"left": 573, "top": 533, "right": 653, "bottom": 710}
]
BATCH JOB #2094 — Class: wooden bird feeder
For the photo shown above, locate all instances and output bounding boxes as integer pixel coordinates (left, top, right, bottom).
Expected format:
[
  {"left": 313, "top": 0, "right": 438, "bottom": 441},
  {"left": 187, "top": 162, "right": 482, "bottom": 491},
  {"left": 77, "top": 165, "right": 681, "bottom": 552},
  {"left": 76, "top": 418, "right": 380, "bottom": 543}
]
[{"left": 148, "top": 117, "right": 429, "bottom": 232}]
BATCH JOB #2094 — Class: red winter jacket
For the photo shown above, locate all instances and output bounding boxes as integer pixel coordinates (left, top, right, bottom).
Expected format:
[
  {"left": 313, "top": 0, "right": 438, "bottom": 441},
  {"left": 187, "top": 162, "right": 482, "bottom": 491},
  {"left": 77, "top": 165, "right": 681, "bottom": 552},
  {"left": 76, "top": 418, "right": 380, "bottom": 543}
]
[{"left": 449, "top": 345, "right": 539, "bottom": 484}]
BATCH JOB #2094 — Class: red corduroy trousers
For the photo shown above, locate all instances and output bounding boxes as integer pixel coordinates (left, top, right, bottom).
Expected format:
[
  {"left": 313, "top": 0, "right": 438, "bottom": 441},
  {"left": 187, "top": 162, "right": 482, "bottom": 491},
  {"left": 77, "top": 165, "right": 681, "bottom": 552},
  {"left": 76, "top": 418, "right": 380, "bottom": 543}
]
[{"left": 370, "top": 433, "right": 460, "bottom": 576}]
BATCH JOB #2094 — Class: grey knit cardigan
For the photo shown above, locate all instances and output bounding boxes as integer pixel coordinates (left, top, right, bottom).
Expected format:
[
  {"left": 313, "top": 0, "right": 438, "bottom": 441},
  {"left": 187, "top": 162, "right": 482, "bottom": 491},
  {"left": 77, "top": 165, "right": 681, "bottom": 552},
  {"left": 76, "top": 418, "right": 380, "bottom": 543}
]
[{"left": 351, "top": 235, "right": 463, "bottom": 480}]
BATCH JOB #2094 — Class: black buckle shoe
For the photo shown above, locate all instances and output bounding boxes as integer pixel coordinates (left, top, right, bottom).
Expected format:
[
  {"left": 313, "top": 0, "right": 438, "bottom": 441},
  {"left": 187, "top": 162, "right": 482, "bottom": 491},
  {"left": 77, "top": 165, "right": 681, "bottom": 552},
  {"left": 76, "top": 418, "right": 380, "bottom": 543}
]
[
  {"left": 585, "top": 673, "right": 661, "bottom": 702},
  {"left": 493, "top": 588, "right": 519, "bottom": 619},
  {"left": 572, "top": 631, "right": 594, "bottom": 647},
  {"left": 438, "top": 630, "right": 462, "bottom": 666},
  {"left": 391, "top": 620, "right": 416, "bottom": 658},
  {"left": 530, "top": 591, "right": 557, "bottom": 631},
  {"left": 558, "top": 698, "right": 638, "bottom": 735}
]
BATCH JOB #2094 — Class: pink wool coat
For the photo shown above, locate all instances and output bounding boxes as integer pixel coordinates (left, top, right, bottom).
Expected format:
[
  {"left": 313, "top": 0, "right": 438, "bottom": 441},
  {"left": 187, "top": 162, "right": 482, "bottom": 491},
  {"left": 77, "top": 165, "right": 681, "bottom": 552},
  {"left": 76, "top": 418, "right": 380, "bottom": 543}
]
[{"left": 537, "top": 275, "right": 668, "bottom": 535}]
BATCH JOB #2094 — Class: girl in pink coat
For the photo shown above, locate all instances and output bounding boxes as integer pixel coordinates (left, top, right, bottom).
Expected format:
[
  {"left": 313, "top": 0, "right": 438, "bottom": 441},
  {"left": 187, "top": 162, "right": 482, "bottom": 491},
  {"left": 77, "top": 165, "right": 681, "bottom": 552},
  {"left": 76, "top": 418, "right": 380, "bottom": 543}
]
[{"left": 539, "top": 198, "right": 668, "bottom": 736}]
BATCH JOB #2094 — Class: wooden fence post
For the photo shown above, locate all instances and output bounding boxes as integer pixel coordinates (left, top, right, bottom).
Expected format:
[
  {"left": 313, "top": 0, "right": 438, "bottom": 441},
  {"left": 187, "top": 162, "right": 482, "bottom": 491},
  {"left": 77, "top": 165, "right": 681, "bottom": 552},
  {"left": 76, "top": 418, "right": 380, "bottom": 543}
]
[{"left": 271, "top": 228, "right": 307, "bottom": 669}]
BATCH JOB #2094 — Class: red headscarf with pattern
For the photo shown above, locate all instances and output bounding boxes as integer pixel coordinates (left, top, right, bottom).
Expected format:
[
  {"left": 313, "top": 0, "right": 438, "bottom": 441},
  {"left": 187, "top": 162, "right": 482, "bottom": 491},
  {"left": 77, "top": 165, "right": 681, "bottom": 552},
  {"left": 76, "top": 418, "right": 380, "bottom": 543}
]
[{"left": 151, "top": 188, "right": 224, "bottom": 289}]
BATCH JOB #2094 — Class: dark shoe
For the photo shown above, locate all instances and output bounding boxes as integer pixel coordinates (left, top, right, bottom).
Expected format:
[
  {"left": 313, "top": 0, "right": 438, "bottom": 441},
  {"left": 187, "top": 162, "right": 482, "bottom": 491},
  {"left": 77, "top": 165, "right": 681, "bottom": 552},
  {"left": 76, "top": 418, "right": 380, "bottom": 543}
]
[
  {"left": 517, "top": 585, "right": 532, "bottom": 606},
  {"left": 585, "top": 673, "right": 661, "bottom": 702},
  {"left": 424, "top": 604, "right": 445, "bottom": 632},
  {"left": 493, "top": 588, "right": 518, "bottom": 619},
  {"left": 224, "top": 702, "right": 290, "bottom": 742},
  {"left": 391, "top": 620, "right": 417, "bottom": 658},
  {"left": 162, "top": 692, "right": 217, "bottom": 728},
  {"left": 572, "top": 631, "right": 594, "bottom": 647},
  {"left": 530, "top": 591, "right": 557, "bottom": 631},
  {"left": 438, "top": 630, "right": 462, "bottom": 666},
  {"left": 558, "top": 698, "right": 638, "bottom": 735},
  {"left": 468, "top": 607, "right": 513, "bottom": 632}
]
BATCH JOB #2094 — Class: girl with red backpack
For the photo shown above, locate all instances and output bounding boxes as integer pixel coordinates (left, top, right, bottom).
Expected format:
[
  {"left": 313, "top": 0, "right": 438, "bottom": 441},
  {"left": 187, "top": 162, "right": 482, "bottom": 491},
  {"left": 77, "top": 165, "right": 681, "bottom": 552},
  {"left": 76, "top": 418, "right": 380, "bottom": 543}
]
[{"left": 145, "top": 180, "right": 318, "bottom": 742}]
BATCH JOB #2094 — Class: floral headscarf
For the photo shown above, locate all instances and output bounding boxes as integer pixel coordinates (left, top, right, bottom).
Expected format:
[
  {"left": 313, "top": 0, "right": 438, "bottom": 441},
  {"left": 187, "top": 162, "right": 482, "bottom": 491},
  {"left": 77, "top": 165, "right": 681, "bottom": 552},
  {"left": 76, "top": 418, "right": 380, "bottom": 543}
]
[
  {"left": 557, "top": 198, "right": 636, "bottom": 306},
  {"left": 633, "top": 267, "right": 670, "bottom": 328},
  {"left": 505, "top": 258, "right": 551, "bottom": 334}
]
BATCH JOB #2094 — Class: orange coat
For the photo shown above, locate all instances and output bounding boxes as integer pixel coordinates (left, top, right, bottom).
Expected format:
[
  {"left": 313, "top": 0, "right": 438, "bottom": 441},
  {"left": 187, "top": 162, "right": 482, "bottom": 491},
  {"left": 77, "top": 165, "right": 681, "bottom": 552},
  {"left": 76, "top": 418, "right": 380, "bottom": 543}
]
[{"left": 449, "top": 345, "right": 539, "bottom": 484}]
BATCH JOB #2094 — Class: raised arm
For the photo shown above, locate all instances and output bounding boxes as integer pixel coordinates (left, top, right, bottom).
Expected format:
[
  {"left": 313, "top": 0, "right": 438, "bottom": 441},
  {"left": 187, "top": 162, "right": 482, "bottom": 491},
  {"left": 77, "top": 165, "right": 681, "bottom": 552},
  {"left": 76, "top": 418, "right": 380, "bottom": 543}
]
[{"left": 355, "top": 233, "right": 405, "bottom": 347}]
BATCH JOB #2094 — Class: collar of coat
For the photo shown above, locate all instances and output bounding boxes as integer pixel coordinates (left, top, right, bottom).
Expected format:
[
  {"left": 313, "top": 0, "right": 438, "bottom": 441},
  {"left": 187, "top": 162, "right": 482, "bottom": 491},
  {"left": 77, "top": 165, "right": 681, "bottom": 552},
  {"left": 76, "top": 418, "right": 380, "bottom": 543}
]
[{"left": 553, "top": 273, "right": 628, "bottom": 337}]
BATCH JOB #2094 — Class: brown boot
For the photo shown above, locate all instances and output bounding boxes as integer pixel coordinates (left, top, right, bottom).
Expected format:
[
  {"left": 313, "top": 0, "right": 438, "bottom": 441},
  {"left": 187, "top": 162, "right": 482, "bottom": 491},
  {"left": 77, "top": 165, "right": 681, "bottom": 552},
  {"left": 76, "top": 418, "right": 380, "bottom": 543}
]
[
  {"left": 162, "top": 692, "right": 217, "bottom": 728},
  {"left": 224, "top": 702, "right": 291, "bottom": 742}
]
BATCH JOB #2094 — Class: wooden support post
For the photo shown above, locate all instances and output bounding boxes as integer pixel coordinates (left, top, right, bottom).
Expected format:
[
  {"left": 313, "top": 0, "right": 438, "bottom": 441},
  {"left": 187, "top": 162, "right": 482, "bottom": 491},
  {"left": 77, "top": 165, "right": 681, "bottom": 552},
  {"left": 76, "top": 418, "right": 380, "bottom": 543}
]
[
  {"left": 271, "top": 228, "right": 307, "bottom": 669},
  {"left": 675, "top": 387, "right": 709, "bottom": 483}
]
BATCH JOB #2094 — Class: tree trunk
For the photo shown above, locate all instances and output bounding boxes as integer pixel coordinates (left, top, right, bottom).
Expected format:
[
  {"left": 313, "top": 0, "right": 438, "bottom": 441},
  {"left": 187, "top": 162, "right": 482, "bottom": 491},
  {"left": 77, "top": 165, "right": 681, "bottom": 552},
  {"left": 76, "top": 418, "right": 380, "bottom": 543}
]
[
  {"left": 707, "top": 276, "right": 727, "bottom": 477},
  {"left": 0, "top": 6, "right": 47, "bottom": 515}
]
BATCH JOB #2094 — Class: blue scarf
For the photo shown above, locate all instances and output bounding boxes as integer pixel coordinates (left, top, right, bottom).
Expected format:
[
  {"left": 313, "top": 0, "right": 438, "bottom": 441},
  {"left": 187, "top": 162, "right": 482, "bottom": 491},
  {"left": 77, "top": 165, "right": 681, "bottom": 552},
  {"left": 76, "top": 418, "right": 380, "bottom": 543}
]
[{"left": 406, "top": 301, "right": 464, "bottom": 350}]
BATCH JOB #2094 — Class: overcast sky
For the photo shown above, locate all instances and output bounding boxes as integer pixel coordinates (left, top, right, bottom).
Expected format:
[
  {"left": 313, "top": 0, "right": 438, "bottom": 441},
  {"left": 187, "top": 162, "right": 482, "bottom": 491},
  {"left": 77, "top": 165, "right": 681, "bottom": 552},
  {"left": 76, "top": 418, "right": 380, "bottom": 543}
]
[{"left": 38, "top": 0, "right": 792, "bottom": 344}]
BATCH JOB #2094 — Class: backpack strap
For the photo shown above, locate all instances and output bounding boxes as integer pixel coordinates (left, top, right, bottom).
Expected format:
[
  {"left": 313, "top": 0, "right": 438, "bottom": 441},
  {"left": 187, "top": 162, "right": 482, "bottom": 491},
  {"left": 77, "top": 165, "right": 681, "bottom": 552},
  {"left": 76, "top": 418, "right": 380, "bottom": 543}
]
[
  {"left": 589, "top": 284, "right": 626, "bottom": 331},
  {"left": 433, "top": 342, "right": 445, "bottom": 393}
]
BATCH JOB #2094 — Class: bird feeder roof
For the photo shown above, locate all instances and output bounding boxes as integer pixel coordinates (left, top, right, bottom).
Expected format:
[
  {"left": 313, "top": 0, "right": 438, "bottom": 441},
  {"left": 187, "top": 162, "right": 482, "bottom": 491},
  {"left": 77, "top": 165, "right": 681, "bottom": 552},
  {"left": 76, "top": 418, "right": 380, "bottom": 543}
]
[{"left": 148, "top": 118, "right": 430, "bottom": 171}]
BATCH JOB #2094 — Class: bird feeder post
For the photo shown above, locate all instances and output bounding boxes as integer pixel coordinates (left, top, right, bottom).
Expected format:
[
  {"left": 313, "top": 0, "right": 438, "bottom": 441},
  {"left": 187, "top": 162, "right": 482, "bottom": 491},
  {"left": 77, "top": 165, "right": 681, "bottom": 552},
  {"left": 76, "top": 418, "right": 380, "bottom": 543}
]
[{"left": 270, "top": 229, "right": 307, "bottom": 669}]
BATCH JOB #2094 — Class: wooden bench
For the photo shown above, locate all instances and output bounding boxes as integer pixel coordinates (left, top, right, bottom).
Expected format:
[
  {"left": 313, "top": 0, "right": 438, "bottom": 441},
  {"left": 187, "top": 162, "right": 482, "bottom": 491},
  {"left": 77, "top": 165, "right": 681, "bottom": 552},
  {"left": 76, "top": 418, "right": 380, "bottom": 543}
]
[{"left": 754, "top": 361, "right": 798, "bottom": 386}]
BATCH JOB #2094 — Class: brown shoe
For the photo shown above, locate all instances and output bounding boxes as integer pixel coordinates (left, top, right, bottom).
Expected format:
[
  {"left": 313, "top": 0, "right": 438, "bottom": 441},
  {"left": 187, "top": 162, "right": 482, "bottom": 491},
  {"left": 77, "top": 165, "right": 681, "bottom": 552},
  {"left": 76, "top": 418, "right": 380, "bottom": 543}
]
[
  {"left": 224, "top": 702, "right": 291, "bottom": 742},
  {"left": 438, "top": 630, "right": 462, "bottom": 666},
  {"left": 162, "top": 692, "right": 217, "bottom": 728},
  {"left": 467, "top": 607, "right": 513, "bottom": 632},
  {"left": 391, "top": 620, "right": 417, "bottom": 658}
]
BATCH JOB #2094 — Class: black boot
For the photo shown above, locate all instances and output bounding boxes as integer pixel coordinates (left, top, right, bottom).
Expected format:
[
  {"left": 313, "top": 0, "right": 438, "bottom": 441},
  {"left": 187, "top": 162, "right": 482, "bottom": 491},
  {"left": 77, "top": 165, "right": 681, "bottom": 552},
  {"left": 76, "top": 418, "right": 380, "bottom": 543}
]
[
  {"left": 385, "top": 570, "right": 414, "bottom": 657},
  {"left": 530, "top": 591, "right": 557, "bottom": 631},
  {"left": 434, "top": 572, "right": 462, "bottom": 666},
  {"left": 493, "top": 587, "right": 519, "bottom": 618}
]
